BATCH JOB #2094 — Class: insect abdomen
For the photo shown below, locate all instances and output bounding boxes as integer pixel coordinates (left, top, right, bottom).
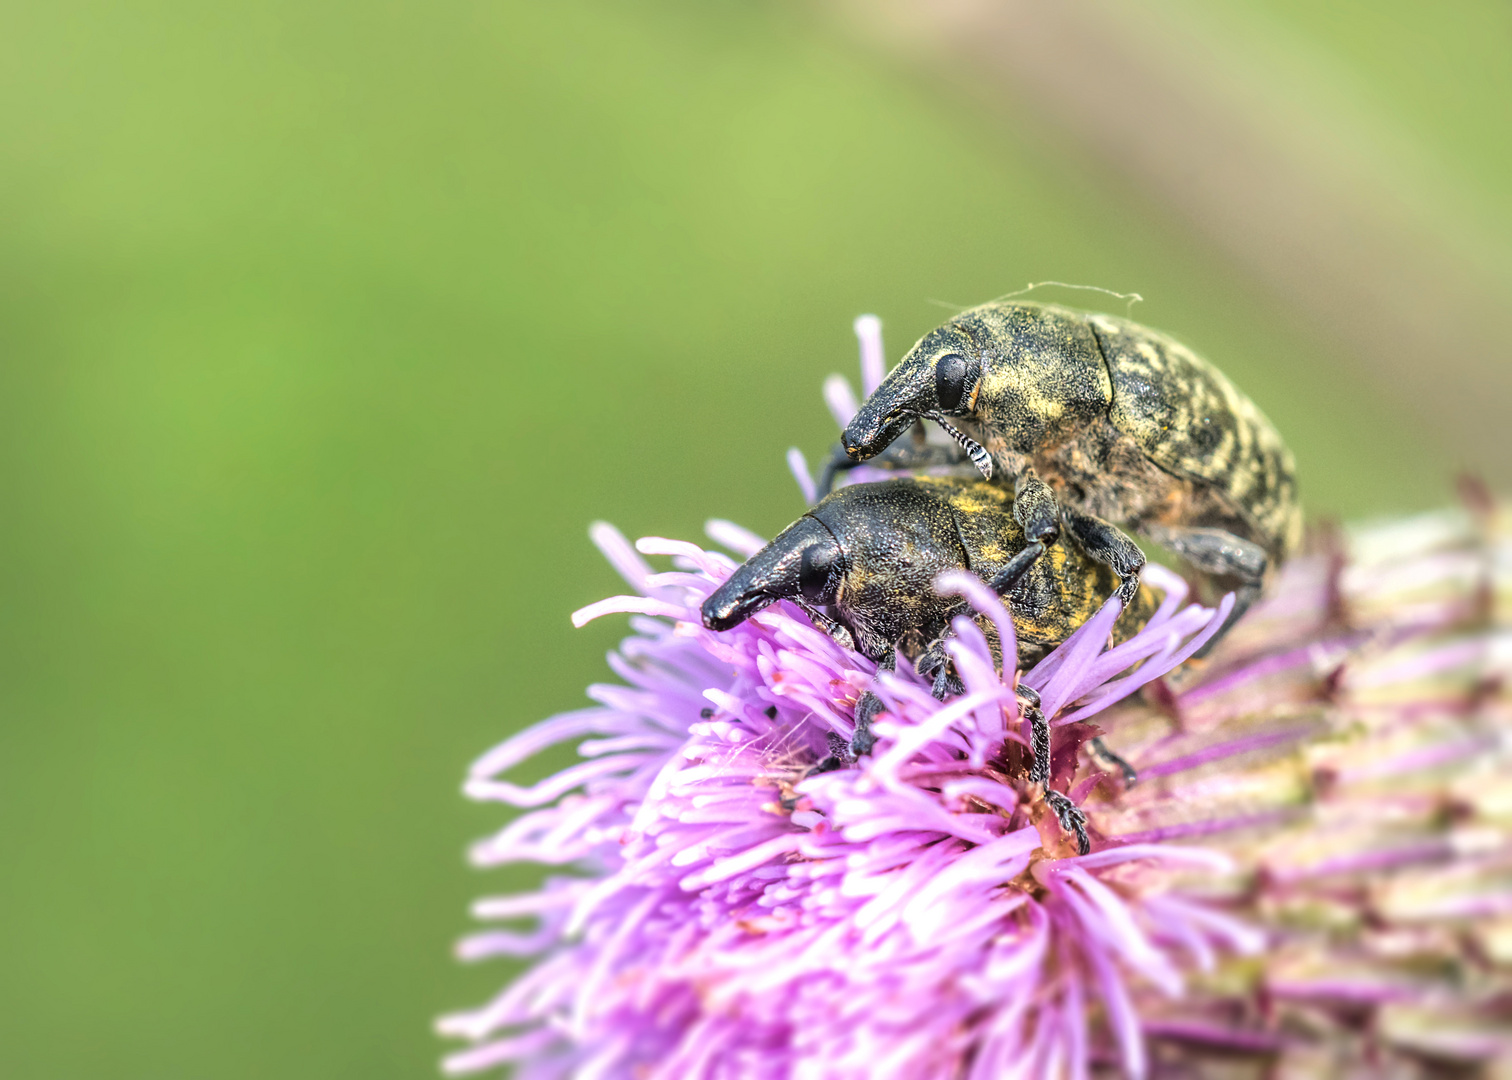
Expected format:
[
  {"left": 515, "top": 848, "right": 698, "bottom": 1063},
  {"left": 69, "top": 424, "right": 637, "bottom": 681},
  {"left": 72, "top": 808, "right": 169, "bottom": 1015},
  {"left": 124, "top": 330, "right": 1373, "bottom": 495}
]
[{"left": 1090, "top": 315, "right": 1301, "bottom": 557}]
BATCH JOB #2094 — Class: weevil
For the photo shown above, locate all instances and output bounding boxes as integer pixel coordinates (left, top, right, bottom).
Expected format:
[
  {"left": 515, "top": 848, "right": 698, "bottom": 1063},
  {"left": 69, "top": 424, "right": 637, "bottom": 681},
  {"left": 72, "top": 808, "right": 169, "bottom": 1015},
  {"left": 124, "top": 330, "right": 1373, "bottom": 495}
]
[
  {"left": 700, "top": 475, "right": 1155, "bottom": 853},
  {"left": 835, "top": 301, "right": 1301, "bottom": 647}
]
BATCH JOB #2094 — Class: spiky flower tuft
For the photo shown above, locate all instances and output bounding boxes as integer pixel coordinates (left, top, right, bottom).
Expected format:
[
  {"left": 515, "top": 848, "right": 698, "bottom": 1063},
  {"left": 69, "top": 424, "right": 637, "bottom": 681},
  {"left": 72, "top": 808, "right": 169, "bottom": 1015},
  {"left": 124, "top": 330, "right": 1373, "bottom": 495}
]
[{"left": 1117, "top": 499, "right": 1512, "bottom": 1078}]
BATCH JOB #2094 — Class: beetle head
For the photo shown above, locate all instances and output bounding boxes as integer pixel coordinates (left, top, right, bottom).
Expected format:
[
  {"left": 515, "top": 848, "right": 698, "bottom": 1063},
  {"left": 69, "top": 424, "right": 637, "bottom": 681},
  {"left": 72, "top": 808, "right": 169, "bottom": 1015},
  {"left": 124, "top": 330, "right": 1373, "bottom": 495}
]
[
  {"left": 841, "top": 324, "right": 990, "bottom": 478},
  {"left": 700, "top": 517, "right": 844, "bottom": 631}
]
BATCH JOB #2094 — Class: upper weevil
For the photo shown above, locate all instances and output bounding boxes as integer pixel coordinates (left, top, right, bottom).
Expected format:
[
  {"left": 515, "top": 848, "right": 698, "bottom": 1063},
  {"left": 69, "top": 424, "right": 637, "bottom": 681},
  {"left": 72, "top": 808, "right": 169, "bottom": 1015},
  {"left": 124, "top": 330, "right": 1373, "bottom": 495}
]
[{"left": 836, "top": 301, "right": 1301, "bottom": 643}]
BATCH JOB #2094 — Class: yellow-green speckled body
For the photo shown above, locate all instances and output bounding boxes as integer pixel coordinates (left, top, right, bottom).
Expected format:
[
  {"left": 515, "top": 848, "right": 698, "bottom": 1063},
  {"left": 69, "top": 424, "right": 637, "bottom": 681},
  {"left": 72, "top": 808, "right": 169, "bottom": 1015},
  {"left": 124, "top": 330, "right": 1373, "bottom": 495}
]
[
  {"left": 1089, "top": 311, "right": 1301, "bottom": 557},
  {"left": 879, "top": 301, "right": 1302, "bottom": 561},
  {"left": 809, "top": 476, "right": 1157, "bottom": 668}
]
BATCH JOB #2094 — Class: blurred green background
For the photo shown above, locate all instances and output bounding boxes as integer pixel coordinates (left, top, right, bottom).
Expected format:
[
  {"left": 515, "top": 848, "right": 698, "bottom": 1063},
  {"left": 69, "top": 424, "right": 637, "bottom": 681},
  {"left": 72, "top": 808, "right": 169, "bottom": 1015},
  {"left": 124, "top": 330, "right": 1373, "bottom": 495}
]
[{"left": 0, "top": 2, "right": 1505, "bottom": 1077}]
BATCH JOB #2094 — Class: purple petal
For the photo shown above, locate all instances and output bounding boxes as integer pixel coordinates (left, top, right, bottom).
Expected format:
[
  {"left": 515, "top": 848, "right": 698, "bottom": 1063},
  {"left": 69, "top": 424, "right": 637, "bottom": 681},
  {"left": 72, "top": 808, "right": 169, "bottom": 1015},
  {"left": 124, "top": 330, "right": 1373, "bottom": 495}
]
[
  {"left": 824, "top": 373, "right": 859, "bottom": 428},
  {"left": 704, "top": 518, "right": 766, "bottom": 558},
  {"left": 854, "top": 313, "right": 885, "bottom": 395},
  {"left": 786, "top": 447, "right": 817, "bottom": 505}
]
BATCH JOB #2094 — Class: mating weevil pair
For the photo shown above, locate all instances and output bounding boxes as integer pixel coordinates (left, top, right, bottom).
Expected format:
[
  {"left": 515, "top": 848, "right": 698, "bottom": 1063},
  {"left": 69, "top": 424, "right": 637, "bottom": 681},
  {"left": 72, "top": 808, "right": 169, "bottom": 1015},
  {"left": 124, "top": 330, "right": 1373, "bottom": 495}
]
[{"left": 701, "top": 300, "right": 1300, "bottom": 852}]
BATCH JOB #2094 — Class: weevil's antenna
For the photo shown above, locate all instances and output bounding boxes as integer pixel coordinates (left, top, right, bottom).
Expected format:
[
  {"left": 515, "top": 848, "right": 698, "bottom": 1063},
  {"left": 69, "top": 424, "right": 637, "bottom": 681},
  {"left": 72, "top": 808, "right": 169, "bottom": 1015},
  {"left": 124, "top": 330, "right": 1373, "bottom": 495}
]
[
  {"left": 924, "top": 412, "right": 992, "bottom": 480},
  {"left": 995, "top": 281, "right": 1144, "bottom": 317}
]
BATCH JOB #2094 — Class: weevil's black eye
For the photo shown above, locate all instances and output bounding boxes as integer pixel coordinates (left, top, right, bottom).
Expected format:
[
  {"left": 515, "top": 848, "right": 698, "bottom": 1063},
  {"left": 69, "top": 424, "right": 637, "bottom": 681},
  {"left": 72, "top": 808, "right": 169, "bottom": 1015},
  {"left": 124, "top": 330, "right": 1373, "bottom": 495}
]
[
  {"left": 798, "top": 540, "right": 839, "bottom": 601},
  {"left": 935, "top": 353, "right": 974, "bottom": 413}
]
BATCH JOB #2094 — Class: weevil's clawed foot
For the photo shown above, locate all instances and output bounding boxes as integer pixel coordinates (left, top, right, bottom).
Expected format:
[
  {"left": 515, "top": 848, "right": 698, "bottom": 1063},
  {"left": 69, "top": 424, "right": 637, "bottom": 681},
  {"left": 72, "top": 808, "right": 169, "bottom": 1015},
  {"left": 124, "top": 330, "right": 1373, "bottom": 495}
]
[
  {"left": 1012, "top": 471, "right": 1061, "bottom": 546},
  {"left": 850, "top": 692, "right": 882, "bottom": 758},
  {"left": 803, "top": 732, "right": 851, "bottom": 779},
  {"left": 804, "top": 695, "right": 885, "bottom": 778},
  {"left": 1044, "top": 789, "right": 1091, "bottom": 856},
  {"left": 1063, "top": 509, "right": 1146, "bottom": 620},
  {"left": 916, "top": 641, "right": 965, "bottom": 700},
  {"left": 932, "top": 668, "right": 965, "bottom": 700}
]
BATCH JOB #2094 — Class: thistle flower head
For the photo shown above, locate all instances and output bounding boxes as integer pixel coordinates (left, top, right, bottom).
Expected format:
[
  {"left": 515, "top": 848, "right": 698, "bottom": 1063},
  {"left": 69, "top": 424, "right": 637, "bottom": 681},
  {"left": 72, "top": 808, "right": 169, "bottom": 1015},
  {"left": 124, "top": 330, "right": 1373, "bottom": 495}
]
[
  {"left": 441, "top": 522, "right": 1246, "bottom": 1080},
  {"left": 439, "top": 320, "right": 1512, "bottom": 1079}
]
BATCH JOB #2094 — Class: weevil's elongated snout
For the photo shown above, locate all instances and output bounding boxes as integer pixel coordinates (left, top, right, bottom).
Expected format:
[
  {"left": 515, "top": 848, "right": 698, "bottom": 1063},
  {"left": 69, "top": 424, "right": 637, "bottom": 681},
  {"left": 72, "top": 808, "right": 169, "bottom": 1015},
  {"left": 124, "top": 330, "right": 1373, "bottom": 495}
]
[
  {"left": 841, "top": 356, "right": 935, "bottom": 461},
  {"left": 841, "top": 397, "right": 915, "bottom": 462},
  {"left": 701, "top": 517, "right": 841, "bottom": 631}
]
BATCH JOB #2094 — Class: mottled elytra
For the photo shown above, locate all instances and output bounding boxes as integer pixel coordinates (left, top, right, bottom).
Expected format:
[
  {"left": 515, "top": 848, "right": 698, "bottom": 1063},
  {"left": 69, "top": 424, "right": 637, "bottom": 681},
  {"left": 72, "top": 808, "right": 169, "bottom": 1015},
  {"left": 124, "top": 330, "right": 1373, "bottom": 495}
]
[{"left": 837, "top": 301, "right": 1300, "bottom": 645}]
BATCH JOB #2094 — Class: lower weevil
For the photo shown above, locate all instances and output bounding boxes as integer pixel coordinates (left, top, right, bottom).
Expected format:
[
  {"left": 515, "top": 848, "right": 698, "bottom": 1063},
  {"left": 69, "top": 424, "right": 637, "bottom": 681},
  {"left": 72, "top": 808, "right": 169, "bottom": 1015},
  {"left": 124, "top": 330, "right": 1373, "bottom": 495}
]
[{"left": 701, "top": 476, "right": 1154, "bottom": 854}]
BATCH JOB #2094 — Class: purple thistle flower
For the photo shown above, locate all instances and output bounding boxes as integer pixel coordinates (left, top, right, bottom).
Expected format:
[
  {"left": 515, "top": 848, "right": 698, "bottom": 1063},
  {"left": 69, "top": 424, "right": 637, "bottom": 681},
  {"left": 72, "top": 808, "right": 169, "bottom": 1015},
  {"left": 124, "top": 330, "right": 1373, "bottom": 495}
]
[
  {"left": 440, "top": 319, "right": 1512, "bottom": 1078},
  {"left": 440, "top": 522, "right": 1243, "bottom": 1080}
]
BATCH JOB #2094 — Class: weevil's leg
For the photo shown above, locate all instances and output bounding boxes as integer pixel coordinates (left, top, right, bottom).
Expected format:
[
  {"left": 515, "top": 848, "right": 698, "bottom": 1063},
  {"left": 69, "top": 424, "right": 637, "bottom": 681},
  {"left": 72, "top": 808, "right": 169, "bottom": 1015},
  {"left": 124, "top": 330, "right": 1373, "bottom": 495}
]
[
  {"left": 985, "top": 471, "right": 1061, "bottom": 595},
  {"left": 1018, "top": 687, "right": 1090, "bottom": 855},
  {"left": 1044, "top": 790, "right": 1091, "bottom": 856},
  {"left": 931, "top": 656, "right": 967, "bottom": 698},
  {"left": 793, "top": 599, "right": 857, "bottom": 652},
  {"left": 816, "top": 447, "right": 860, "bottom": 499},
  {"left": 804, "top": 732, "right": 851, "bottom": 778},
  {"left": 1062, "top": 509, "right": 1147, "bottom": 607},
  {"left": 849, "top": 691, "right": 882, "bottom": 758},
  {"left": 987, "top": 542, "right": 1045, "bottom": 595},
  {"left": 1140, "top": 524, "right": 1267, "bottom": 656},
  {"left": 851, "top": 625, "right": 896, "bottom": 671},
  {"left": 804, "top": 689, "right": 884, "bottom": 777},
  {"left": 1087, "top": 736, "right": 1137, "bottom": 787},
  {"left": 825, "top": 644, "right": 895, "bottom": 767},
  {"left": 925, "top": 668, "right": 961, "bottom": 701},
  {"left": 983, "top": 476, "right": 1053, "bottom": 593},
  {"left": 933, "top": 668, "right": 965, "bottom": 699},
  {"left": 916, "top": 639, "right": 966, "bottom": 700},
  {"left": 1019, "top": 689, "right": 1053, "bottom": 788}
]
